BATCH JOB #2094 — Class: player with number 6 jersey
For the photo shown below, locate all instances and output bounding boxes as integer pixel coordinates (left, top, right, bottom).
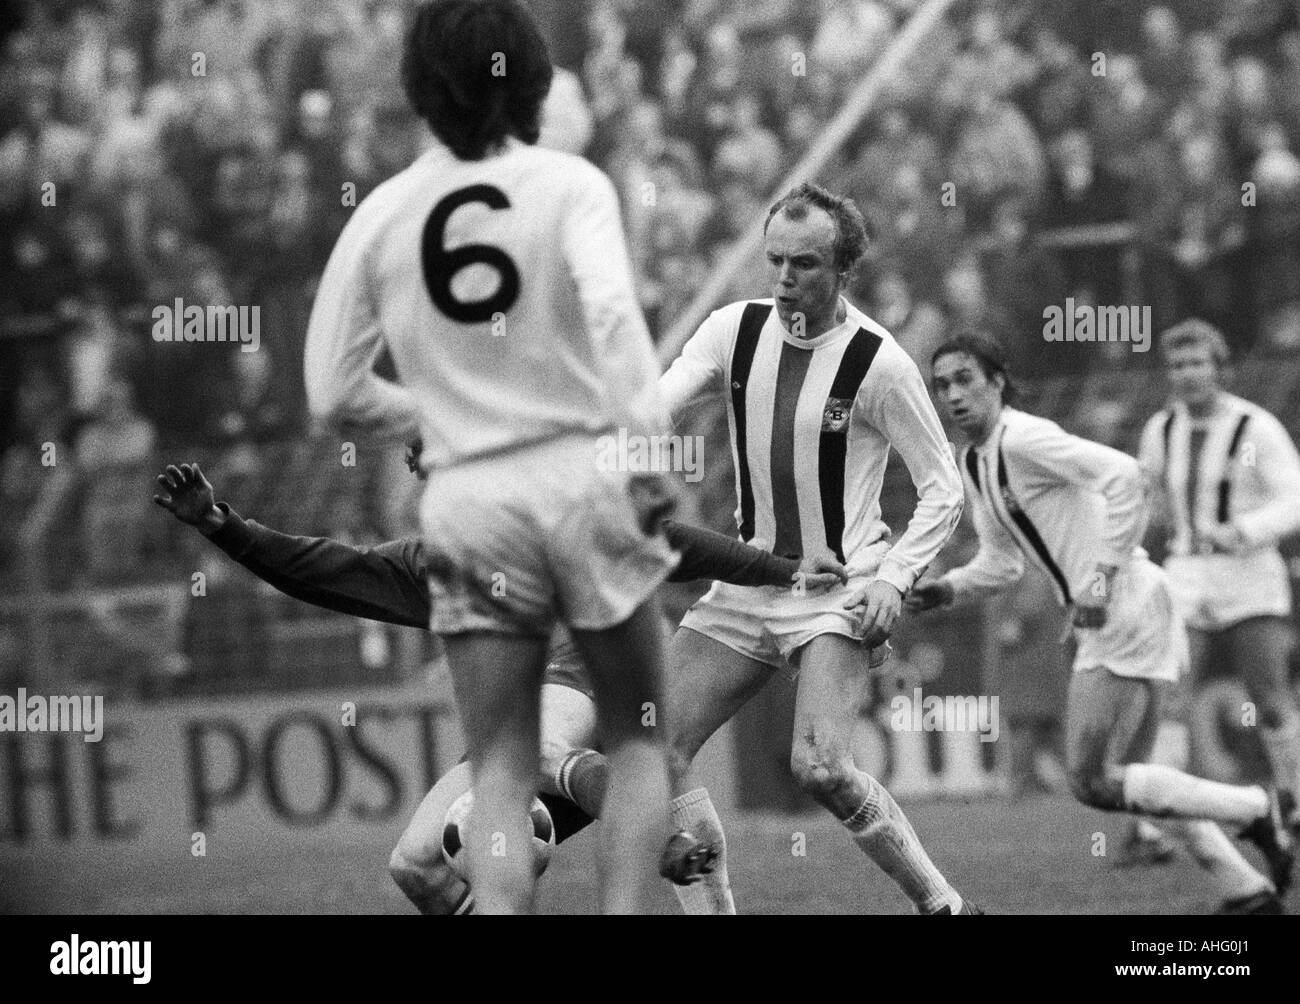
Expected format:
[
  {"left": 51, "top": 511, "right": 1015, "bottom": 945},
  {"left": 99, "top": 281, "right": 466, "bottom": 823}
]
[
  {"left": 303, "top": 0, "right": 679, "bottom": 916},
  {"left": 302, "top": 70, "right": 659, "bottom": 465}
]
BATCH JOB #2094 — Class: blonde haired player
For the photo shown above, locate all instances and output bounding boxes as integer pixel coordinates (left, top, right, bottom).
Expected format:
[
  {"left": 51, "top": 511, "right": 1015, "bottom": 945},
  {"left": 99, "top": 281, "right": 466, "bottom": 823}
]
[
  {"left": 304, "top": 0, "right": 683, "bottom": 914},
  {"left": 1124, "top": 319, "right": 1300, "bottom": 866},
  {"left": 913, "top": 333, "right": 1290, "bottom": 914},
  {"left": 655, "top": 183, "right": 979, "bottom": 915}
]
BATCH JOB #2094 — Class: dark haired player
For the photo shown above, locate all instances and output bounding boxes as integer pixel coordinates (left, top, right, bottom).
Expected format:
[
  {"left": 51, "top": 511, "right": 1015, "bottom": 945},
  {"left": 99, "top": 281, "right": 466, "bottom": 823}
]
[
  {"left": 153, "top": 460, "right": 846, "bottom": 913},
  {"left": 655, "top": 182, "right": 978, "bottom": 915},
  {"left": 912, "top": 333, "right": 1289, "bottom": 914},
  {"left": 304, "top": 0, "right": 676, "bottom": 912}
]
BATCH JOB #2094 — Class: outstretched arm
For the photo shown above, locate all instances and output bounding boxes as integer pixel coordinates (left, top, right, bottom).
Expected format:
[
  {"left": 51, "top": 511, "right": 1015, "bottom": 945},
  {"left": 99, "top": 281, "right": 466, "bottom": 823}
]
[
  {"left": 664, "top": 520, "right": 846, "bottom": 591},
  {"left": 154, "top": 463, "right": 431, "bottom": 628}
]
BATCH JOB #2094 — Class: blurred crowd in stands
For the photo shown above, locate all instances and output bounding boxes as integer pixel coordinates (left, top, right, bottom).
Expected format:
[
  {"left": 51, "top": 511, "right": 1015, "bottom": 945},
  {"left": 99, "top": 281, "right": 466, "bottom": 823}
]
[{"left": 2, "top": 0, "right": 1300, "bottom": 595}]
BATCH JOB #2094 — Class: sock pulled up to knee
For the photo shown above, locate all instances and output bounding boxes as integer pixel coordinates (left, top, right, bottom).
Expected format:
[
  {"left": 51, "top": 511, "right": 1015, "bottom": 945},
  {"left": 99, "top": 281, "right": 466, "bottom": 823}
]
[{"left": 840, "top": 774, "right": 961, "bottom": 915}]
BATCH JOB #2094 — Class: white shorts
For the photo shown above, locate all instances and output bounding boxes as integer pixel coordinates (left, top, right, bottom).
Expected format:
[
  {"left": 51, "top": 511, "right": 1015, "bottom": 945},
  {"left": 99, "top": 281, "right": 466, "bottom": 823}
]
[
  {"left": 679, "top": 546, "right": 892, "bottom": 673},
  {"left": 1164, "top": 549, "right": 1292, "bottom": 632},
  {"left": 419, "top": 434, "right": 677, "bottom": 637},
  {"left": 1072, "top": 557, "right": 1187, "bottom": 682}
]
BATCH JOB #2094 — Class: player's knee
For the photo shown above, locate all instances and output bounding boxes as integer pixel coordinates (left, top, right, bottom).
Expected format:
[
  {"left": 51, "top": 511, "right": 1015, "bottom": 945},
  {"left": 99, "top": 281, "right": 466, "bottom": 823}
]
[
  {"left": 390, "top": 826, "right": 442, "bottom": 885},
  {"left": 538, "top": 737, "right": 571, "bottom": 789},
  {"left": 789, "top": 748, "right": 853, "bottom": 802},
  {"left": 388, "top": 844, "right": 423, "bottom": 893},
  {"left": 1066, "top": 763, "right": 1123, "bottom": 811}
]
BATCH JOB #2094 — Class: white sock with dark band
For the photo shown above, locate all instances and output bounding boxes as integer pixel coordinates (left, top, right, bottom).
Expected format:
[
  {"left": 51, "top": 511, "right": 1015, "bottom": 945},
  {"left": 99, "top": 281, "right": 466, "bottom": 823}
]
[
  {"left": 842, "top": 774, "right": 961, "bottom": 915},
  {"left": 1121, "top": 763, "right": 1269, "bottom": 826}
]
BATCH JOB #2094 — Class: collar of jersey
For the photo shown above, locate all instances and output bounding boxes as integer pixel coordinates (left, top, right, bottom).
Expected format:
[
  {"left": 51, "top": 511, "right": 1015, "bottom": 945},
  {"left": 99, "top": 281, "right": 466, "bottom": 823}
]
[
  {"left": 971, "top": 407, "right": 1014, "bottom": 455},
  {"left": 776, "top": 298, "right": 858, "bottom": 350}
]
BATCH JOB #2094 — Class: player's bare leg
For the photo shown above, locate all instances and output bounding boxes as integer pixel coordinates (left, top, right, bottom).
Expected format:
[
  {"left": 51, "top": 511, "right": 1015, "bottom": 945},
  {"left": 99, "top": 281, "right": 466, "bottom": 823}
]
[
  {"left": 790, "top": 634, "right": 966, "bottom": 914},
  {"left": 390, "top": 762, "right": 475, "bottom": 915},
  {"left": 570, "top": 600, "right": 672, "bottom": 915},
  {"left": 663, "top": 627, "right": 776, "bottom": 914},
  {"left": 389, "top": 689, "right": 600, "bottom": 915},
  {"left": 442, "top": 632, "right": 548, "bottom": 915},
  {"left": 1229, "top": 617, "right": 1300, "bottom": 819},
  {"left": 1122, "top": 625, "right": 1213, "bottom": 861},
  {"left": 1065, "top": 666, "right": 1289, "bottom": 900},
  {"left": 537, "top": 683, "right": 600, "bottom": 797}
]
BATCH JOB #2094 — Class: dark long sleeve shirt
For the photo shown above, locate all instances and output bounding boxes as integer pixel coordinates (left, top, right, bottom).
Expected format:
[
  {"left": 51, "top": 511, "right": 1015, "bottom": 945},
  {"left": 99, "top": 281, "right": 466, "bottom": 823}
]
[{"left": 206, "top": 503, "right": 803, "bottom": 629}]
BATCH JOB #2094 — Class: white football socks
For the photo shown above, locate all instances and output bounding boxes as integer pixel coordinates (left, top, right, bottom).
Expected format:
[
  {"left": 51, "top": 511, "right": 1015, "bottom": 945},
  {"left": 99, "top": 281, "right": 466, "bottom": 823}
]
[
  {"left": 669, "top": 788, "right": 736, "bottom": 916},
  {"left": 1162, "top": 818, "right": 1273, "bottom": 900},
  {"left": 1121, "top": 763, "right": 1269, "bottom": 826},
  {"left": 842, "top": 773, "right": 961, "bottom": 915}
]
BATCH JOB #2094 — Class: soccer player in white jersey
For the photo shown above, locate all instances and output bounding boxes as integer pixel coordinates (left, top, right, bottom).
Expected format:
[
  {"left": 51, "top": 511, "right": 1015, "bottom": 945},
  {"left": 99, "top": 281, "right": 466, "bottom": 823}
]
[
  {"left": 303, "top": 0, "right": 678, "bottom": 914},
  {"left": 913, "top": 332, "right": 1291, "bottom": 913},
  {"left": 657, "top": 183, "right": 980, "bottom": 915},
  {"left": 1124, "top": 320, "right": 1300, "bottom": 858}
]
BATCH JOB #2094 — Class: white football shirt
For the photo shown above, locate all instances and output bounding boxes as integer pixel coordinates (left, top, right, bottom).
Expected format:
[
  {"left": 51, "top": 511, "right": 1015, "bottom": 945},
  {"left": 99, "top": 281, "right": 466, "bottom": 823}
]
[
  {"left": 304, "top": 135, "right": 663, "bottom": 468},
  {"left": 1138, "top": 392, "right": 1300, "bottom": 556},
  {"left": 943, "top": 407, "right": 1147, "bottom": 606},
  {"left": 659, "top": 297, "right": 963, "bottom": 594}
]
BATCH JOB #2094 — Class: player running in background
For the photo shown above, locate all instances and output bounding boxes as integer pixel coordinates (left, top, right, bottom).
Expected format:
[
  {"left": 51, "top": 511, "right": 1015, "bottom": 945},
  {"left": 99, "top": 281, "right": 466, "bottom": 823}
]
[
  {"left": 1121, "top": 320, "right": 1300, "bottom": 863},
  {"left": 911, "top": 333, "right": 1290, "bottom": 914},
  {"left": 153, "top": 459, "right": 845, "bottom": 913},
  {"left": 304, "top": 0, "right": 676, "bottom": 913},
  {"left": 651, "top": 182, "right": 979, "bottom": 915}
]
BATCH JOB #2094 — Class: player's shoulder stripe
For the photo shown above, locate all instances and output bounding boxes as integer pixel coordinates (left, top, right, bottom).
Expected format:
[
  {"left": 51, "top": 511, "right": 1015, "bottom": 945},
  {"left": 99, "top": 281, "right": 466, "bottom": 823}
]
[
  {"left": 1220, "top": 392, "right": 1273, "bottom": 424},
  {"left": 714, "top": 298, "right": 772, "bottom": 325}
]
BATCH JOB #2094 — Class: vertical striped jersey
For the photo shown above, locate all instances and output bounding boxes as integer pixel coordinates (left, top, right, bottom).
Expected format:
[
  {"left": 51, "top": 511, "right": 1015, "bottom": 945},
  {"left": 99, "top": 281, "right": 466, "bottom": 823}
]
[
  {"left": 304, "top": 136, "right": 663, "bottom": 468},
  {"left": 942, "top": 407, "right": 1146, "bottom": 607},
  {"left": 659, "top": 297, "right": 963, "bottom": 594},
  {"left": 1138, "top": 393, "right": 1300, "bottom": 556}
]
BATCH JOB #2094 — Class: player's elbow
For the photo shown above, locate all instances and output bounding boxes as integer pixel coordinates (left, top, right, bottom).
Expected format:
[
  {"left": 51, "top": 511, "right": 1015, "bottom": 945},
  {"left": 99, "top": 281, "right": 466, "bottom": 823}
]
[
  {"left": 930, "top": 475, "right": 965, "bottom": 525},
  {"left": 1114, "top": 454, "right": 1143, "bottom": 496},
  {"left": 305, "top": 377, "right": 351, "bottom": 428}
]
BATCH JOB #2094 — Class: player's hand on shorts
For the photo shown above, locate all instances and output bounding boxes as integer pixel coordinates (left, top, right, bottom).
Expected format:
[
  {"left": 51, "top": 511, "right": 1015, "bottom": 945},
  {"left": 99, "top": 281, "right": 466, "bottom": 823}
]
[
  {"left": 1199, "top": 520, "right": 1244, "bottom": 555},
  {"left": 626, "top": 472, "right": 680, "bottom": 535},
  {"left": 404, "top": 437, "right": 426, "bottom": 479},
  {"left": 153, "top": 463, "right": 223, "bottom": 534},
  {"left": 903, "top": 579, "right": 954, "bottom": 612},
  {"left": 794, "top": 554, "right": 848, "bottom": 592},
  {"left": 842, "top": 580, "right": 902, "bottom": 648}
]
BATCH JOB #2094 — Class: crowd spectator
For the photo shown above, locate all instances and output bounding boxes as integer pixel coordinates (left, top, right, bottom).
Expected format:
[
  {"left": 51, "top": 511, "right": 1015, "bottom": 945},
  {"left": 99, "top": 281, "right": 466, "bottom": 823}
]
[{"left": 3, "top": 0, "right": 1300, "bottom": 598}]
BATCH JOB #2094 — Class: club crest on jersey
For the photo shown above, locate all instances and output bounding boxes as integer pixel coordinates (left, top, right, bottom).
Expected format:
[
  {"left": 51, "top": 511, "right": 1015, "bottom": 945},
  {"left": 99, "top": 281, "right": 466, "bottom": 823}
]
[{"left": 821, "top": 397, "right": 852, "bottom": 433}]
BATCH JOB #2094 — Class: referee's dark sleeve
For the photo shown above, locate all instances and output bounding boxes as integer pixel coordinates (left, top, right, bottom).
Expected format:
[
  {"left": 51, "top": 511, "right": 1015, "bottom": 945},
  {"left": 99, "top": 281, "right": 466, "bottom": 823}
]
[
  {"left": 205, "top": 503, "right": 431, "bottom": 628},
  {"left": 662, "top": 519, "right": 799, "bottom": 587}
]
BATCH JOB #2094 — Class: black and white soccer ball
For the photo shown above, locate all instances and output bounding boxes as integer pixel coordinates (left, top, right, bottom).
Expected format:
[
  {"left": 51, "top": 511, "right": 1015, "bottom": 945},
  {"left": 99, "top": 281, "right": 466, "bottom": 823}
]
[{"left": 441, "top": 789, "right": 556, "bottom": 881}]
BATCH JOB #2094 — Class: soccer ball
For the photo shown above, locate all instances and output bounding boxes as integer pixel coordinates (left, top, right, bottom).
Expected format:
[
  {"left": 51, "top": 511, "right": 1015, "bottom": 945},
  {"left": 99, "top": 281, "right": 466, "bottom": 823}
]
[{"left": 441, "top": 789, "right": 556, "bottom": 881}]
